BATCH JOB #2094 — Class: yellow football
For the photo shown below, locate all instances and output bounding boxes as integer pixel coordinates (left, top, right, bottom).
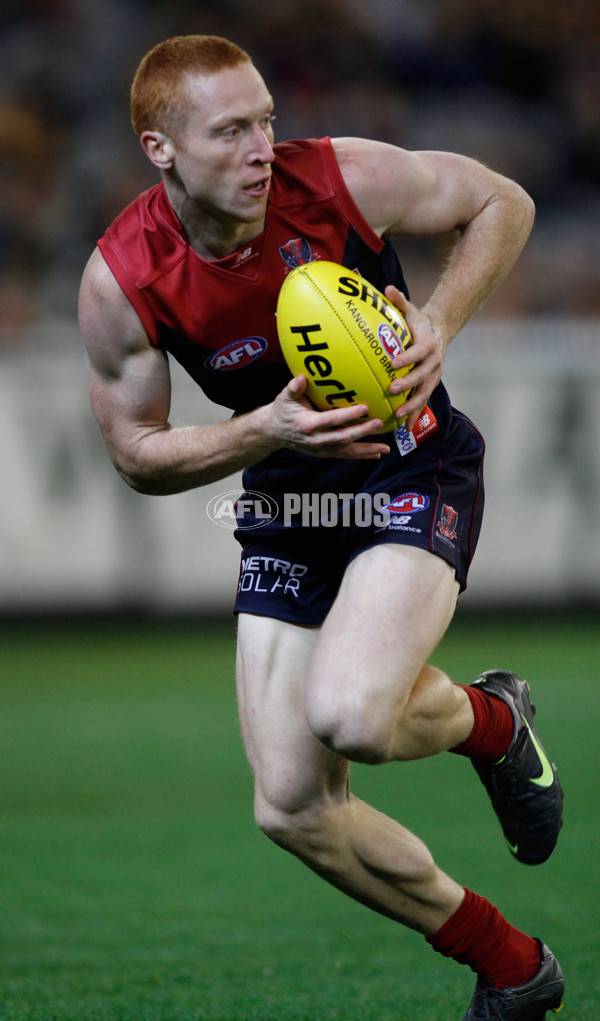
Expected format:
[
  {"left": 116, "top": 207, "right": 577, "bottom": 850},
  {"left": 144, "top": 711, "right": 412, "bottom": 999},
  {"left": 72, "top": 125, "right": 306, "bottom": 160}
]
[{"left": 276, "top": 261, "right": 414, "bottom": 433}]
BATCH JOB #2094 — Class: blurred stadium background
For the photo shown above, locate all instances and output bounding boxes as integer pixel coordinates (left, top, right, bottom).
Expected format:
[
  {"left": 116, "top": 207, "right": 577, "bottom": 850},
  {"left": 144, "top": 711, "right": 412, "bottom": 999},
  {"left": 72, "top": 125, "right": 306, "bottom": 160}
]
[{"left": 1, "top": 0, "right": 599, "bottom": 617}]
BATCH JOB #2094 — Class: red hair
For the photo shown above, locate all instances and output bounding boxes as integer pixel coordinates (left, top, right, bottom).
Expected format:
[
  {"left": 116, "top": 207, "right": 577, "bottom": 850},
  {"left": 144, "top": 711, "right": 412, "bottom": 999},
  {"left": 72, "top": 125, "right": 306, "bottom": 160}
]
[{"left": 130, "top": 35, "right": 252, "bottom": 137}]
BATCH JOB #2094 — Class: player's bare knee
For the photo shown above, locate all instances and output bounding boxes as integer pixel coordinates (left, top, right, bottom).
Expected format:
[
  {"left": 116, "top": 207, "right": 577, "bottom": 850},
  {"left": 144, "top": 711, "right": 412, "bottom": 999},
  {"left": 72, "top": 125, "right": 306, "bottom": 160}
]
[
  {"left": 306, "top": 697, "right": 397, "bottom": 764},
  {"left": 254, "top": 799, "right": 293, "bottom": 848},
  {"left": 254, "top": 795, "right": 338, "bottom": 863}
]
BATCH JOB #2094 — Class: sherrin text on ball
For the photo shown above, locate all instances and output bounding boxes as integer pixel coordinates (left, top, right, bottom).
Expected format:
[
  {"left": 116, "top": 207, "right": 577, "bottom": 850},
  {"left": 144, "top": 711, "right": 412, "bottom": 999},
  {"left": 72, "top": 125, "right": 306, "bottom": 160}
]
[{"left": 276, "top": 261, "right": 415, "bottom": 433}]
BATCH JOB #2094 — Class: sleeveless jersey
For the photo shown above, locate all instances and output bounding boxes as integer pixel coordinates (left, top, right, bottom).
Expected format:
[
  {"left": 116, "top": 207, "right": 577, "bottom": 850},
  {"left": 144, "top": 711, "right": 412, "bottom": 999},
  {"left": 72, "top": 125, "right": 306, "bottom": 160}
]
[{"left": 98, "top": 135, "right": 450, "bottom": 423}]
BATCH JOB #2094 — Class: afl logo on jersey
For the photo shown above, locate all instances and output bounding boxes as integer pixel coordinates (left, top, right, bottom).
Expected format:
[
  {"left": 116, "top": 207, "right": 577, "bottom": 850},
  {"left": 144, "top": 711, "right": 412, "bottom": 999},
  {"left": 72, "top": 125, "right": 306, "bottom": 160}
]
[{"left": 205, "top": 337, "right": 268, "bottom": 371}]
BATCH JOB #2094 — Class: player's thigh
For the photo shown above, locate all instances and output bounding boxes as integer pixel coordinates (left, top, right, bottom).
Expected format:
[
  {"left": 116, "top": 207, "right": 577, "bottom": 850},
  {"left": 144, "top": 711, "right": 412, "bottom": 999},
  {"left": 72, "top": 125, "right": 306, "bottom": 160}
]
[
  {"left": 236, "top": 612, "right": 349, "bottom": 816},
  {"left": 305, "top": 545, "right": 459, "bottom": 726}
]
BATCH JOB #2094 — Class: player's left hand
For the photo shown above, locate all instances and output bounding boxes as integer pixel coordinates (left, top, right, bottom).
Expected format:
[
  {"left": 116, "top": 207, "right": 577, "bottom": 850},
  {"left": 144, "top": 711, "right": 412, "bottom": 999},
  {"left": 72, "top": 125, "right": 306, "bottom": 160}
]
[{"left": 384, "top": 286, "right": 448, "bottom": 433}]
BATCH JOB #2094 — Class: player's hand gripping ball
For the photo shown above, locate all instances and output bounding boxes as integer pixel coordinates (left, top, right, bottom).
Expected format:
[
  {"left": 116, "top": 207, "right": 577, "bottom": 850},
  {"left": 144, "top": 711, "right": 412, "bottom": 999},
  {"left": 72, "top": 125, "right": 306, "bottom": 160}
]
[{"left": 276, "top": 261, "right": 415, "bottom": 433}]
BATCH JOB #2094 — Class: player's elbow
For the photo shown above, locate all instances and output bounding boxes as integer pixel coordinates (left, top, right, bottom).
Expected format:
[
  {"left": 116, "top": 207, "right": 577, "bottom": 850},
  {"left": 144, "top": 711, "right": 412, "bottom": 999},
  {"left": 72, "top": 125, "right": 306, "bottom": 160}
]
[
  {"left": 519, "top": 186, "right": 536, "bottom": 234},
  {"left": 118, "top": 463, "right": 177, "bottom": 495},
  {"left": 103, "top": 429, "right": 176, "bottom": 495},
  {"left": 110, "top": 448, "right": 170, "bottom": 495},
  {"left": 114, "top": 463, "right": 155, "bottom": 494},
  {"left": 119, "top": 466, "right": 163, "bottom": 495},
  {"left": 505, "top": 178, "right": 535, "bottom": 240}
]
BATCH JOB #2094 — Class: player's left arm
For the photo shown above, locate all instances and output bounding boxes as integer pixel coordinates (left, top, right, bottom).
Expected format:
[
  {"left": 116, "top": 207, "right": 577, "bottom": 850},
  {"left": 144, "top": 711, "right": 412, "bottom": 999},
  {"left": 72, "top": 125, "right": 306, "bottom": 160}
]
[{"left": 331, "top": 137, "right": 535, "bottom": 429}]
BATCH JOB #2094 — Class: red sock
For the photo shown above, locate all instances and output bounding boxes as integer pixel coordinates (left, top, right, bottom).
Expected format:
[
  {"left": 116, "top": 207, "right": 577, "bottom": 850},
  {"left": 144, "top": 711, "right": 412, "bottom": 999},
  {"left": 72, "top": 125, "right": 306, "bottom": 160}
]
[
  {"left": 450, "top": 685, "right": 515, "bottom": 764},
  {"left": 427, "top": 888, "right": 541, "bottom": 989}
]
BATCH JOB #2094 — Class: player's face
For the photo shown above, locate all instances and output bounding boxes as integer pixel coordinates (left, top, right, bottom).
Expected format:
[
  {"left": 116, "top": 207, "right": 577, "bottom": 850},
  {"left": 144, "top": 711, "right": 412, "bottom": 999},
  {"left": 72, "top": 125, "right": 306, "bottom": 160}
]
[{"left": 171, "top": 64, "right": 275, "bottom": 227}]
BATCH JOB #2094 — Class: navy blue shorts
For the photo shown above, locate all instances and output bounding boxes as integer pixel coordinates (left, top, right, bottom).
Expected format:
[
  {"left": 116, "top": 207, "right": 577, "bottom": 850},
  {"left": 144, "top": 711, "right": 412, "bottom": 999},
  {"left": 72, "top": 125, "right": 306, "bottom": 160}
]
[{"left": 233, "top": 407, "right": 485, "bottom": 626}]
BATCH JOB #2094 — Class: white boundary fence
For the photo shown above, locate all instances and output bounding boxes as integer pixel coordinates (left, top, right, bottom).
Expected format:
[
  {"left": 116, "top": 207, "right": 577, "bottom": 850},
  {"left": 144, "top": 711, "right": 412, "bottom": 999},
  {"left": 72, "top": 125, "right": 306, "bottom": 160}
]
[{"left": 1, "top": 318, "right": 599, "bottom": 613}]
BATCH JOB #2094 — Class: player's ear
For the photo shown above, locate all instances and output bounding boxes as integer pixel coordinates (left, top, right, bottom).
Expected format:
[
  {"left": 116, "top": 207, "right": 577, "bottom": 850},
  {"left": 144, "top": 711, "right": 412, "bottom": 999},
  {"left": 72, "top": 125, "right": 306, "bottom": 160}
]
[{"left": 139, "top": 130, "right": 175, "bottom": 169}]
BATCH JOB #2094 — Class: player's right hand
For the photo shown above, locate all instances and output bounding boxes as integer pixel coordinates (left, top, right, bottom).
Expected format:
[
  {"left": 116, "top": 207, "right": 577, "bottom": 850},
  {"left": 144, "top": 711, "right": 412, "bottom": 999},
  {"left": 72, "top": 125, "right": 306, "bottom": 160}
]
[{"left": 268, "top": 376, "right": 391, "bottom": 459}]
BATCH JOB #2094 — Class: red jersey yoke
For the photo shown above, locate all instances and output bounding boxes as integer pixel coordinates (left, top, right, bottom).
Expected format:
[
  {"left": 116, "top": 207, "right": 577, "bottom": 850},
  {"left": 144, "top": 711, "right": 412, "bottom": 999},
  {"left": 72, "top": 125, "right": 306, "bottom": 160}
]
[{"left": 98, "top": 137, "right": 408, "bottom": 413}]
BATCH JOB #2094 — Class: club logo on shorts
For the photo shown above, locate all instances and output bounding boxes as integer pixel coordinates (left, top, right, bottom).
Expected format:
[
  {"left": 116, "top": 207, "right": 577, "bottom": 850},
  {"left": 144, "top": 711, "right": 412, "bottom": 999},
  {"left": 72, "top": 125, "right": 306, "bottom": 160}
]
[
  {"left": 437, "top": 504, "right": 458, "bottom": 541},
  {"left": 204, "top": 337, "right": 267, "bottom": 371},
  {"left": 278, "top": 237, "right": 314, "bottom": 269}
]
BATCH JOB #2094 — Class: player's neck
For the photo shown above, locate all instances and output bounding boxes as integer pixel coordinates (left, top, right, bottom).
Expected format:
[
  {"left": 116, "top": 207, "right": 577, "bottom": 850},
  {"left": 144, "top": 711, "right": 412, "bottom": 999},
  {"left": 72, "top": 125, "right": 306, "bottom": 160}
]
[
  {"left": 166, "top": 186, "right": 265, "bottom": 262},
  {"left": 185, "top": 220, "right": 264, "bottom": 262}
]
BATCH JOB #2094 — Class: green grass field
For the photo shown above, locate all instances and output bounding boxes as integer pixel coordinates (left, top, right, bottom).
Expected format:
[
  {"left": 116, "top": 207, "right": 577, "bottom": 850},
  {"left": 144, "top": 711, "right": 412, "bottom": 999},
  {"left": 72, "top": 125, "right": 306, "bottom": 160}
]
[{"left": 0, "top": 612, "right": 598, "bottom": 1020}]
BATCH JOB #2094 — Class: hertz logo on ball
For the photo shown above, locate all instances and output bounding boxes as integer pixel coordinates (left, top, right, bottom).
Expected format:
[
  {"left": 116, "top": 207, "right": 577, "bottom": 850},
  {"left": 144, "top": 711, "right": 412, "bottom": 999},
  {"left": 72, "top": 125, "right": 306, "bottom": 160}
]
[{"left": 276, "top": 261, "right": 415, "bottom": 433}]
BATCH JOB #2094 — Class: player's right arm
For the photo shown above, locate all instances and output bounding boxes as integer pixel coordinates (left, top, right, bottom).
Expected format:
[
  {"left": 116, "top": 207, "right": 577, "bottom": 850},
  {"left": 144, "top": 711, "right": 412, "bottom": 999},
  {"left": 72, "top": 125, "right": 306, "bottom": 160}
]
[{"left": 79, "top": 249, "right": 389, "bottom": 495}]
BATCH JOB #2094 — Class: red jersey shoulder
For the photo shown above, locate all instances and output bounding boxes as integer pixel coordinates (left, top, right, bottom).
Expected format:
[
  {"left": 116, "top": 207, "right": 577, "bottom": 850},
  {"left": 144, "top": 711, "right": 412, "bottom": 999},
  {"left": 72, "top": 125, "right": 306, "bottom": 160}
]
[
  {"left": 95, "top": 136, "right": 386, "bottom": 373},
  {"left": 99, "top": 184, "right": 186, "bottom": 289},
  {"left": 97, "top": 140, "right": 328, "bottom": 290},
  {"left": 269, "top": 138, "right": 335, "bottom": 208}
]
